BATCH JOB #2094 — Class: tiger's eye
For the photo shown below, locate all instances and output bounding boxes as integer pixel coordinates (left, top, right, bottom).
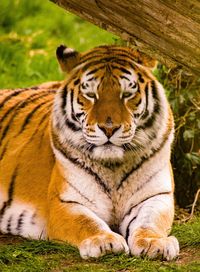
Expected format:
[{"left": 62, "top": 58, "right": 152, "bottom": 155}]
[
  {"left": 86, "top": 92, "right": 96, "bottom": 98},
  {"left": 122, "top": 92, "right": 133, "bottom": 98}
]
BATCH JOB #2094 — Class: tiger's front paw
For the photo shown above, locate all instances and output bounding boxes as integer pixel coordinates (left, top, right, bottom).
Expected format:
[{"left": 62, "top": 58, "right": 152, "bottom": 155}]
[
  {"left": 129, "top": 231, "right": 179, "bottom": 260},
  {"left": 79, "top": 231, "right": 129, "bottom": 259}
]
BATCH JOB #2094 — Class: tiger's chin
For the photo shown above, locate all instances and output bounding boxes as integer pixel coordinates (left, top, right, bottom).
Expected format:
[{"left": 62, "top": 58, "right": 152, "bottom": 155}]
[{"left": 91, "top": 144, "right": 124, "bottom": 163}]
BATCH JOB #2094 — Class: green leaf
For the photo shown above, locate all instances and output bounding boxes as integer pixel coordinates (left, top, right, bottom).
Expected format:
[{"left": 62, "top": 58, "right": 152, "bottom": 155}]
[
  {"left": 183, "top": 130, "right": 195, "bottom": 141},
  {"left": 188, "top": 112, "right": 196, "bottom": 121},
  {"left": 179, "top": 94, "right": 185, "bottom": 104},
  {"left": 197, "top": 120, "right": 200, "bottom": 129},
  {"left": 185, "top": 152, "right": 200, "bottom": 165}
]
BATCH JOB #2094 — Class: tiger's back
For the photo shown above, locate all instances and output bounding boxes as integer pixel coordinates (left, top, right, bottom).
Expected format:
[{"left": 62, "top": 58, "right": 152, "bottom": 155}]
[{"left": 0, "top": 82, "right": 60, "bottom": 237}]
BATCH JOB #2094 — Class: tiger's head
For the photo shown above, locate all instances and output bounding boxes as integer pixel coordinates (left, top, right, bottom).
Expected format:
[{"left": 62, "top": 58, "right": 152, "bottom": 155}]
[{"left": 53, "top": 45, "right": 159, "bottom": 163}]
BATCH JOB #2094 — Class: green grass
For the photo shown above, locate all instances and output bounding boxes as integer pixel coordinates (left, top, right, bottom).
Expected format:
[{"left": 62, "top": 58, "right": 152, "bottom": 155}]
[
  {"left": 173, "top": 216, "right": 200, "bottom": 247},
  {"left": 0, "top": 217, "right": 200, "bottom": 271},
  {"left": 0, "top": 0, "right": 116, "bottom": 89},
  {"left": 0, "top": 0, "right": 200, "bottom": 271}
]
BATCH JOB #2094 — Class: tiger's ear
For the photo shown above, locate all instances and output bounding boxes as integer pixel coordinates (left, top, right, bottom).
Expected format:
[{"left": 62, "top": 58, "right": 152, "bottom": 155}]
[
  {"left": 56, "top": 45, "right": 80, "bottom": 72},
  {"left": 131, "top": 49, "right": 157, "bottom": 70},
  {"left": 139, "top": 53, "right": 158, "bottom": 70}
]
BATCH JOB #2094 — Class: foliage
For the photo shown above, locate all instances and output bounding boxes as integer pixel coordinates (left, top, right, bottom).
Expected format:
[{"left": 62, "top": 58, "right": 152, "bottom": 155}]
[
  {"left": 0, "top": 0, "right": 116, "bottom": 89},
  {"left": 155, "top": 66, "right": 200, "bottom": 207}
]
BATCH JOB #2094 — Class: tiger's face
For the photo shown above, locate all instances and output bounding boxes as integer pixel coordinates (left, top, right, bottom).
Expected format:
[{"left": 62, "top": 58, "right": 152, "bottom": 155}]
[{"left": 55, "top": 45, "right": 157, "bottom": 162}]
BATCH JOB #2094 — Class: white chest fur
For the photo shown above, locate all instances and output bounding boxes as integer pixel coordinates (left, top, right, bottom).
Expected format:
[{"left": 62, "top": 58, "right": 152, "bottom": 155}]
[{"left": 54, "top": 135, "right": 173, "bottom": 228}]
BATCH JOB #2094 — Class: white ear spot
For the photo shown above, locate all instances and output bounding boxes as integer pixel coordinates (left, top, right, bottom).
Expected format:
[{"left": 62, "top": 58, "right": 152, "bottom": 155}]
[{"left": 63, "top": 48, "right": 75, "bottom": 54}]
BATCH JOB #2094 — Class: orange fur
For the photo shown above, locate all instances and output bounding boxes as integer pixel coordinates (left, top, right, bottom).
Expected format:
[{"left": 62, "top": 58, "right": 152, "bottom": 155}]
[
  {"left": 0, "top": 87, "right": 56, "bottom": 220},
  {"left": 47, "top": 162, "right": 104, "bottom": 245},
  {"left": 0, "top": 46, "right": 178, "bottom": 260}
]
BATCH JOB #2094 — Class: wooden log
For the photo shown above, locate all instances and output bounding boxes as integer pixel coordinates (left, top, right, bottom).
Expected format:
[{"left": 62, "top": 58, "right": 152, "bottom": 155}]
[{"left": 50, "top": 0, "right": 200, "bottom": 75}]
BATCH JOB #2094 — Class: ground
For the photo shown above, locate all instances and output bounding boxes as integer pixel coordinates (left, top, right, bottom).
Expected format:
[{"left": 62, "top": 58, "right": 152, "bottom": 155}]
[{"left": 0, "top": 212, "right": 200, "bottom": 271}]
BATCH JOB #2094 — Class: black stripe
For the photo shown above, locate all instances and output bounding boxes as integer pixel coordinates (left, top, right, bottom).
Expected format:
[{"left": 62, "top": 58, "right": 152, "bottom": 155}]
[
  {"left": 0, "top": 142, "right": 8, "bottom": 161},
  {"left": 82, "top": 57, "right": 133, "bottom": 72},
  {"left": 86, "top": 68, "right": 101, "bottom": 76},
  {"left": 125, "top": 216, "right": 137, "bottom": 241},
  {"left": 120, "top": 75, "right": 130, "bottom": 81},
  {"left": 0, "top": 167, "right": 17, "bottom": 220},
  {"left": 61, "top": 86, "right": 67, "bottom": 114},
  {"left": 124, "top": 191, "right": 171, "bottom": 241},
  {"left": 136, "top": 166, "right": 166, "bottom": 193},
  {"left": 0, "top": 90, "right": 54, "bottom": 127},
  {"left": 135, "top": 98, "right": 142, "bottom": 107},
  {"left": 70, "top": 90, "right": 78, "bottom": 123},
  {"left": 7, "top": 216, "right": 12, "bottom": 233},
  {"left": 79, "top": 49, "right": 112, "bottom": 62},
  {"left": 117, "top": 131, "right": 171, "bottom": 190},
  {"left": 79, "top": 48, "right": 139, "bottom": 71},
  {"left": 60, "top": 199, "right": 83, "bottom": 205},
  {"left": 137, "top": 73, "right": 145, "bottom": 83},
  {"left": 74, "top": 79, "right": 80, "bottom": 86},
  {"left": 123, "top": 192, "right": 171, "bottom": 221},
  {"left": 65, "top": 119, "right": 81, "bottom": 132},
  {"left": 0, "top": 91, "right": 55, "bottom": 145},
  {"left": 66, "top": 180, "right": 96, "bottom": 206},
  {"left": 80, "top": 45, "right": 135, "bottom": 60},
  {"left": 87, "top": 77, "right": 96, "bottom": 81},
  {"left": 19, "top": 99, "right": 52, "bottom": 134},
  {"left": 30, "top": 86, "right": 39, "bottom": 90},
  {"left": 118, "top": 67, "right": 132, "bottom": 75},
  {"left": 82, "top": 48, "right": 136, "bottom": 62},
  {"left": 79, "top": 55, "right": 106, "bottom": 67},
  {"left": 75, "top": 112, "right": 84, "bottom": 119},
  {"left": 59, "top": 88, "right": 81, "bottom": 132},
  {"left": 82, "top": 61, "right": 106, "bottom": 72},
  {"left": 27, "top": 108, "right": 52, "bottom": 142},
  {"left": 150, "top": 80, "right": 160, "bottom": 103},
  {"left": 77, "top": 97, "right": 84, "bottom": 106},
  {"left": 51, "top": 131, "right": 111, "bottom": 196},
  {"left": 142, "top": 83, "right": 149, "bottom": 119},
  {"left": 31, "top": 213, "right": 36, "bottom": 225},
  {"left": 109, "top": 58, "right": 136, "bottom": 68},
  {"left": 0, "top": 89, "right": 30, "bottom": 109},
  {"left": 0, "top": 92, "right": 38, "bottom": 123},
  {"left": 79, "top": 57, "right": 136, "bottom": 77},
  {"left": 0, "top": 108, "right": 51, "bottom": 160},
  {"left": 138, "top": 81, "right": 160, "bottom": 129},
  {"left": 16, "top": 211, "right": 26, "bottom": 233},
  {"left": 38, "top": 120, "right": 51, "bottom": 148}
]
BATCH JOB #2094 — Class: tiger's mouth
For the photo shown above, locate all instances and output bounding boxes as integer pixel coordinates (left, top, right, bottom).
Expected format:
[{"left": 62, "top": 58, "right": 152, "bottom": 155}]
[{"left": 90, "top": 142, "right": 125, "bottom": 162}]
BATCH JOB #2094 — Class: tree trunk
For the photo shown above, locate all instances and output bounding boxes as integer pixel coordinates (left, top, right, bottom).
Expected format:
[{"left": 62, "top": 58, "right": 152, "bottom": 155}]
[{"left": 50, "top": 0, "right": 200, "bottom": 75}]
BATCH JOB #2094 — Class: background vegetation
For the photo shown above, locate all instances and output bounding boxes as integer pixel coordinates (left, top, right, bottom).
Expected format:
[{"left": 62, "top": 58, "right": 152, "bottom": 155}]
[
  {"left": 0, "top": 0, "right": 199, "bottom": 271},
  {"left": 0, "top": 0, "right": 116, "bottom": 88},
  {"left": 156, "top": 67, "right": 200, "bottom": 208}
]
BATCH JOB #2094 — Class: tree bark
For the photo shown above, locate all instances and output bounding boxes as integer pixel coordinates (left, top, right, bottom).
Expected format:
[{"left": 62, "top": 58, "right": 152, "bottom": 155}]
[{"left": 50, "top": 0, "right": 200, "bottom": 75}]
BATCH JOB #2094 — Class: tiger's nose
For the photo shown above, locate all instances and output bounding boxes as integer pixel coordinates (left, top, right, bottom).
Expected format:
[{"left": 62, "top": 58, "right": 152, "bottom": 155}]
[{"left": 98, "top": 124, "right": 120, "bottom": 138}]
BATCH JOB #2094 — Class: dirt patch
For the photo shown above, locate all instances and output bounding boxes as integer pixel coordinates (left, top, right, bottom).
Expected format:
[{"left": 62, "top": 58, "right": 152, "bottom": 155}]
[
  {"left": 176, "top": 247, "right": 200, "bottom": 265},
  {"left": 0, "top": 233, "right": 25, "bottom": 245}
]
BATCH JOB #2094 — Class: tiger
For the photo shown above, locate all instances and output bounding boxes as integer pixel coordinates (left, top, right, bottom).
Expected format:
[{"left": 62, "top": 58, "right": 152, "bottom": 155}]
[{"left": 0, "top": 45, "right": 179, "bottom": 260}]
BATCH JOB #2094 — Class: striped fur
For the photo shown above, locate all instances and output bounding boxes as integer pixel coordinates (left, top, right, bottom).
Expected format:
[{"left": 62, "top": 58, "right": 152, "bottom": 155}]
[{"left": 0, "top": 45, "right": 179, "bottom": 260}]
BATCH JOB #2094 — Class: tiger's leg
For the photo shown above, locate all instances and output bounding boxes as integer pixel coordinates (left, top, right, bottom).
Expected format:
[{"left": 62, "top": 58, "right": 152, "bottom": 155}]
[
  {"left": 47, "top": 163, "right": 129, "bottom": 259},
  {"left": 120, "top": 193, "right": 179, "bottom": 260}
]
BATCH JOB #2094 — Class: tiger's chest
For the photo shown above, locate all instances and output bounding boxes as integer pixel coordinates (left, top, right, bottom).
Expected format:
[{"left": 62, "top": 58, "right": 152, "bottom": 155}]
[{"left": 58, "top": 142, "right": 172, "bottom": 228}]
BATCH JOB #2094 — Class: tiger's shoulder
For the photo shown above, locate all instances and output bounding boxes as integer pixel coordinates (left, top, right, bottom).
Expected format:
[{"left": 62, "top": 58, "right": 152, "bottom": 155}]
[
  {"left": 0, "top": 80, "right": 64, "bottom": 123},
  {"left": 0, "top": 80, "right": 64, "bottom": 165}
]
